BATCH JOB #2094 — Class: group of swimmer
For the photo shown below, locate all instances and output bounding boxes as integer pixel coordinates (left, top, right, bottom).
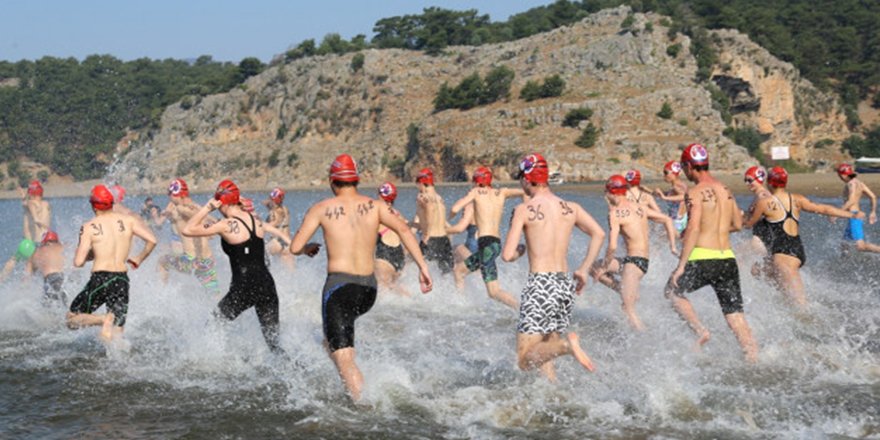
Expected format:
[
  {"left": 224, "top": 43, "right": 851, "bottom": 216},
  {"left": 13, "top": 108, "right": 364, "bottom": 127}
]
[{"left": 5, "top": 143, "right": 878, "bottom": 402}]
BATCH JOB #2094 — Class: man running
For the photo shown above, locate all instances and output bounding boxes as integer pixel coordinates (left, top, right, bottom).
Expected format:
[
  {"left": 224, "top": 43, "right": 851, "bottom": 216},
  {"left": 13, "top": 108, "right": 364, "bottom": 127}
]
[
  {"left": 264, "top": 187, "right": 295, "bottom": 269},
  {"left": 31, "top": 230, "right": 68, "bottom": 307},
  {"left": 291, "top": 154, "right": 433, "bottom": 402},
  {"left": 450, "top": 166, "right": 522, "bottom": 309},
  {"left": 68, "top": 185, "right": 157, "bottom": 342},
  {"left": 665, "top": 143, "right": 758, "bottom": 363},
  {"left": 502, "top": 153, "right": 605, "bottom": 381},
  {"left": 413, "top": 168, "right": 454, "bottom": 274},
  {"left": 182, "top": 179, "right": 290, "bottom": 354},
  {"left": 159, "top": 178, "right": 220, "bottom": 295},
  {"left": 624, "top": 169, "right": 662, "bottom": 213},
  {"left": 836, "top": 163, "right": 879, "bottom": 253},
  {"left": 22, "top": 180, "right": 51, "bottom": 243},
  {"left": 745, "top": 166, "right": 863, "bottom": 308},
  {"left": 592, "top": 175, "right": 677, "bottom": 331}
]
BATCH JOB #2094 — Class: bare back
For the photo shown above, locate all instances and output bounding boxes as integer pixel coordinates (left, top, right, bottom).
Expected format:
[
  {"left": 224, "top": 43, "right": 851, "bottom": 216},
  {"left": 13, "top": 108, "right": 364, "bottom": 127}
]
[
  {"left": 416, "top": 190, "right": 448, "bottom": 239},
  {"left": 32, "top": 243, "right": 64, "bottom": 276},
  {"left": 470, "top": 187, "right": 520, "bottom": 238},
  {"left": 316, "top": 194, "right": 382, "bottom": 275},
  {"left": 170, "top": 201, "right": 213, "bottom": 258},
  {"left": 519, "top": 192, "right": 580, "bottom": 273},
  {"left": 78, "top": 213, "right": 141, "bottom": 272},
  {"left": 612, "top": 200, "right": 651, "bottom": 258},
  {"left": 686, "top": 178, "right": 739, "bottom": 250},
  {"left": 24, "top": 199, "right": 51, "bottom": 241}
]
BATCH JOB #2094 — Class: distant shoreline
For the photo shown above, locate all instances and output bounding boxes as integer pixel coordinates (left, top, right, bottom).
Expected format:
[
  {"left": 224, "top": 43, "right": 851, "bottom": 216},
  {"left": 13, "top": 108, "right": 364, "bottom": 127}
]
[{"left": 1, "top": 172, "right": 877, "bottom": 200}]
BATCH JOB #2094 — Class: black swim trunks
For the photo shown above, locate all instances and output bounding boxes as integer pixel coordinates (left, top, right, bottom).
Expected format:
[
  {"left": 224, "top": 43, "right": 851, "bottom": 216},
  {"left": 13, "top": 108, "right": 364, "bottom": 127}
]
[
  {"left": 616, "top": 256, "right": 649, "bottom": 274},
  {"left": 669, "top": 257, "right": 743, "bottom": 315},
  {"left": 420, "top": 236, "right": 454, "bottom": 274},
  {"left": 376, "top": 236, "right": 405, "bottom": 272},
  {"left": 43, "top": 272, "right": 68, "bottom": 306},
  {"left": 464, "top": 236, "right": 502, "bottom": 282},
  {"left": 321, "top": 273, "right": 377, "bottom": 352},
  {"left": 69, "top": 271, "right": 130, "bottom": 326}
]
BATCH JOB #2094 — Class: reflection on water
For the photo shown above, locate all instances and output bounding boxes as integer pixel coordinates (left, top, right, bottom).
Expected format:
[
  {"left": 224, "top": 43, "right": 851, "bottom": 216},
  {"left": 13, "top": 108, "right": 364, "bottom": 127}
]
[{"left": 0, "top": 187, "right": 878, "bottom": 438}]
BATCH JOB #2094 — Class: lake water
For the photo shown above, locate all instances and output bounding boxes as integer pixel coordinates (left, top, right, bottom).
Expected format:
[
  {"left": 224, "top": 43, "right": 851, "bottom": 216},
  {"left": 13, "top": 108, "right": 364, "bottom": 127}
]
[{"left": 1, "top": 185, "right": 878, "bottom": 439}]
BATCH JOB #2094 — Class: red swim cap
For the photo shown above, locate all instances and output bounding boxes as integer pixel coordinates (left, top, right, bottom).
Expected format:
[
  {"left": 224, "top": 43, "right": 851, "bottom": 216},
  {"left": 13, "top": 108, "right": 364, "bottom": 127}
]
[
  {"left": 624, "top": 169, "right": 641, "bottom": 186},
  {"left": 378, "top": 182, "right": 397, "bottom": 203},
  {"left": 168, "top": 178, "right": 189, "bottom": 198},
  {"left": 472, "top": 166, "right": 492, "bottom": 186},
  {"left": 606, "top": 175, "right": 629, "bottom": 195},
  {"left": 681, "top": 143, "right": 709, "bottom": 167},
  {"left": 743, "top": 166, "right": 766, "bottom": 184},
  {"left": 664, "top": 160, "right": 682, "bottom": 175},
  {"left": 837, "top": 163, "right": 855, "bottom": 177},
  {"left": 214, "top": 179, "right": 240, "bottom": 205},
  {"left": 517, "top": 154, "right": 549, "bottom": 184},
  {"left": 110, "top": 184, "right": 126, "bottom": 203},
  {"left": 416, "top": 168, "right": 434, "bottom": 186},
  {"left": 90, "top": 185, "right": 114, "bottom": 211},
  {"left": 41, "top": 230, "right": 59, "bottom": 245},
  {"left": 767, "top": 166, "right": 788, "bottom": 188},
  {"left": 27, "top": 180, "right": 43, "bottom": 197},
  {"left": 240, "top": 197, "right": 255, "bottom": 212},
  {"left": 270, "top": 187, "right": 285, "bottom": 204},
  {"left": 330, "top": 154, "right": 359, "bottom": 183}
]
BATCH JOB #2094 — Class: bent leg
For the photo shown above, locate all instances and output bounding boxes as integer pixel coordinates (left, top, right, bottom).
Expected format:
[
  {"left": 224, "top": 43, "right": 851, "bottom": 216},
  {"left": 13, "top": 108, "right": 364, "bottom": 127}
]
[
  {"left": 772, "top": 254, "right": 807, "bottom": 309},
  {"left": 619, "top": 264, "right": 645, "bottom": 331},
  {"left": 453, "top": 245, "right": 471, "bottom": 290},
  {"left": 254, "top": 292, "right": 283, "bottom": 354},
  {"left": 66, "top": 311, "right": 106, "bottom": 329},
  {"left": 516, "top": 332, "right": 594, "bottom": 375},
  {"left": 724, "top": 312, "right": 758, "bottom": 363},
  {"left": 856, "top": 240, "right": 880, "bottom": 254},
  {"left": 665, "top": 289, "right": 710, "bottom": 348},
  {"left": 591, "top": 258, "right": 621, "bottom": 293},
  {"left": 329, "top": 347, "right": 364, "bottom": 402},
  {"left": 485, "top": 280, "right": 518, "bottom": 310}
]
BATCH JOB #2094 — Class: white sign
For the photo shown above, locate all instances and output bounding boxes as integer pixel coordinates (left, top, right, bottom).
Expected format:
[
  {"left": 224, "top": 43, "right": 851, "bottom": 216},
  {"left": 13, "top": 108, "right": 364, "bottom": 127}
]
[{"left": 771, "top": 146, "right": 790, "bottom": 160}]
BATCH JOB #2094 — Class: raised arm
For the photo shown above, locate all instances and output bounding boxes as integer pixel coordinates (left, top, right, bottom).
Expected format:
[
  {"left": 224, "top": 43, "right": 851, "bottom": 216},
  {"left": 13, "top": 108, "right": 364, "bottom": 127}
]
[
  {"left": 646, "top": 206, "right": 677, "bottom": 254},
  {"left": 503, "top": 187, "right": 526, "bottom": 199},
  {"left": 446, "top": 203, "right": 474, "bottom": 234},
  {"left": 450, "top": 189, "right": 476, "bottom": 216},
  {"left": 182, "top": 199, "right": 227, "bottom": 237},
  {"left": 797, "top": 194, "right": 862, "bottom": 220}
]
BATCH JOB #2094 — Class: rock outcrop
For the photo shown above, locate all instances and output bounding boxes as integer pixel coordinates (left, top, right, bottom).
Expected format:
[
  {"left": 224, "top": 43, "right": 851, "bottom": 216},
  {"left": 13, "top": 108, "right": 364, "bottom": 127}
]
[{"left": 111, "top": 6, "right": 850, "bottom": 191}]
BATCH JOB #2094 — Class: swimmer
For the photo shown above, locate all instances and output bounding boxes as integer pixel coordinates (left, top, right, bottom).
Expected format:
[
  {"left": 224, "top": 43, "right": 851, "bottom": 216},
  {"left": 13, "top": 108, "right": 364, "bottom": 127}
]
[
  {"left": 624, "top": 169, "right": 662, "bottom": 213},
  {"left": 31, "top": 231, "right": 68, "bottom": 307},
  {"left": 836, "top": 163, "right": 880, "bottom": 253},
  {"left": 664, "top": 144, "right": 758, "bottom": 363},
  {"left": 592, "top": 175, "right": 677, "bottom": 331},
  {"left": 264, "top": 187, "right": 295, "bottom": 270},
  {"left": 140, "top": 196, "right": 163, "bottom": 226},
  {"left": 412, "top": 168, "right": 455, "bottom": 274},
  {"left": 502, "top": 153, "right": 605, "bottom": 381},
  {"left": 375, "top": 182, "right": 412, "bottom": 297},
  {"left": 159, "top": 178, "right": 221, "bottom": 295},
  {"left": 744, "top": 166, "right": 863, "bottom": 308},
  {"left": 182, "top": 179, "right": 290, "bottom": 354},
  {"left": 290, "top": 154, "right": 432, "bottom": 402},
  {"left": 742, "top": 166, "right": 774, "bottom": 278},
  {"left": 450, "top": 166, "right": 523, "bottom": 309},
  {"left": 654, "top": 161, "right": 689, "bottom": 235},
  {"left": 67, "top": 185, "right": 157, "bottom": 343},
  {"left": 22, "top": 180, "right": 51, "bottom": 243}
]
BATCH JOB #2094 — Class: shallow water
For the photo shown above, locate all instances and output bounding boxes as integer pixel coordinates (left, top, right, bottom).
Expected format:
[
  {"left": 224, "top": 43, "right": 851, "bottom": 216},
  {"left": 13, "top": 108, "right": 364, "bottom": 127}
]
[{"left": 1, "top": 187, "right": 879, "bottom": 439}]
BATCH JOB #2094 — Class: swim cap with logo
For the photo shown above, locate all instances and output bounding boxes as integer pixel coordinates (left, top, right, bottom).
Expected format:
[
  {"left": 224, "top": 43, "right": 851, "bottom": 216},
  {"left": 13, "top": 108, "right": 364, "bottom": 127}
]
[
  {"left": 270, "top": 187, "right": 285, "bottom": 204},
  {"left": 416, "top": 168, "right": 434, "bottom": 186},
  {"left": 624, "top": 169, "right": 641, "bottom": 186},
  {"left": 240, "top": 197, "right": 255, "bottom": 213},
  {"left": 744, "top": 166, "right": 767, "bottom": 184},
  {"left": 15, "top": 239, "right": 36, "bottom": 261},
  {"left": 664, "top": 160, "right": 682, "bottom": 175},
  {"left": 767, "top": 166, "right": 788, "bottom": 188},
  {"left": 605, "top": 175, "right": 629, "bottom": 195},
  {"left": 41, "top": 230, "right": 59, "bottom": 245},
  {"left": 90, "top": 185, "right": 114, "bottom": 211},
  {"left": 28, "top": 180, "right": 43, "bottom": 197},
  {"left": 836, "top": 163, "right": 855, "bottom": 177},
  {"left": 681, "top": 143, "right": 709, "bottom": 167},
  {"left": 472, "top": 166, "right": 492, "bottom": 186},
  {"left": 330, "top": 154, "right": 359, "bottom": 183},
  {"left": 214, "top": 179, "right": 240, "bottom": 205},
  {"left": 168, "top": 178, "right": 189, "bottom": 198},
  {"left": 378, "top": 182, "right": 397, "bottom": 203},
  {"left": 110, "top": 184, "right": 126, "bottom": 203},
  {"left": 517, "top": 153, "right": 549, "bottom": 184}
]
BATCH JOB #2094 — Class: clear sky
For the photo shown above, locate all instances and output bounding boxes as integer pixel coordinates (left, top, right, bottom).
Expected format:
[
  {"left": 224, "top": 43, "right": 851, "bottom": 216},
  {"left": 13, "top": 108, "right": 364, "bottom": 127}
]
[{"left": 1, "top": 0, "right": 554, "bottom": 63}]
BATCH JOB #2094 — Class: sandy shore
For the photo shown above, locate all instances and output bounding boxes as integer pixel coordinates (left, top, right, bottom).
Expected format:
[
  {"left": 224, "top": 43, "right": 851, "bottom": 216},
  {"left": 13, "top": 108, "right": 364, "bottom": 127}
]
[{"left": 1, "top": 172, "right": 877, "bottom": 200}]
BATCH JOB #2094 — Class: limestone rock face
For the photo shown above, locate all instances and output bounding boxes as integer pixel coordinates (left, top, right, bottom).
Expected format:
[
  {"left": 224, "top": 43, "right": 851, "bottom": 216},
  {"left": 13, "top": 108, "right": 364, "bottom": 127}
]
[{"left": 112, "top": 6, "right": 848, "bottom": 191}]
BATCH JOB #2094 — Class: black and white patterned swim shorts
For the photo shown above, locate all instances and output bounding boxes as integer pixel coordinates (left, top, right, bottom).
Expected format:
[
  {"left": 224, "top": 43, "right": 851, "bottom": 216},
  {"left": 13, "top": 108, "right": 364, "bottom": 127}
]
[{"left": 517, "top": 272, "right": 575, "bottom": 334}]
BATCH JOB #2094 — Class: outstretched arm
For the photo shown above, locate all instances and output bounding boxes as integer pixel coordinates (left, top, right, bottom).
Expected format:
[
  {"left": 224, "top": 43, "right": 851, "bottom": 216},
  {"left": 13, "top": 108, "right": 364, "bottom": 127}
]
[
  {"left": 380, "top": 204, "right": 433, "bottom": 293},
  {"left": 797, "top": 195, "right": 862, "bottom": 220},
  {"left": 450, "top": 189, "right": 476, "bottom": 216},
  {"left": 290, "top": 205, "right": 322, "bottom": 256},
  {"left": 446, "top": 204, "right": 474, "bottom": 234},
  {"left": 743, "top": 197, "right": 767, "bottom": 228},
  {"left": 646, "top": 207, "right": 677, "bottom": 254}
]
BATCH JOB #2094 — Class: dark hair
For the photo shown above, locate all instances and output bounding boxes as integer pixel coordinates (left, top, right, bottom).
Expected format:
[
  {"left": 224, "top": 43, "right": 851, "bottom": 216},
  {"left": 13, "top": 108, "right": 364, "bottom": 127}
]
[
  {"left": 692, "top": 164, "right": 709, "bottom": 172},
  {"left": 145, "top": 196, "right": 153, "bottom": 202},
  {"left": 331, "top": 180, "right": 359, "bottom": 189}
]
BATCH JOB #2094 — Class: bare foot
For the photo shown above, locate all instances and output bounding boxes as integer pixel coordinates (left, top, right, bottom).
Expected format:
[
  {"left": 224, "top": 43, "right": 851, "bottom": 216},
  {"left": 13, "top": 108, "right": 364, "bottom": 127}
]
[
  {"left": 99, "top": 313, "right": 115, "bottom": 342},
  {"left": 693, "top": 329, "right": 711, "bottom": 352},
  {"left": 566, "top": 332, "right": 596, "bottom": 373}
]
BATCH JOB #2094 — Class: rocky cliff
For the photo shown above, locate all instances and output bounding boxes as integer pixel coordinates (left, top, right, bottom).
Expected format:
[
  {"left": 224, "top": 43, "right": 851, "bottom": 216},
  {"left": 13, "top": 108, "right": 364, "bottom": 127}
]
[{"left": 111, "top": 6, "right": 850, "bottom": 192}]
